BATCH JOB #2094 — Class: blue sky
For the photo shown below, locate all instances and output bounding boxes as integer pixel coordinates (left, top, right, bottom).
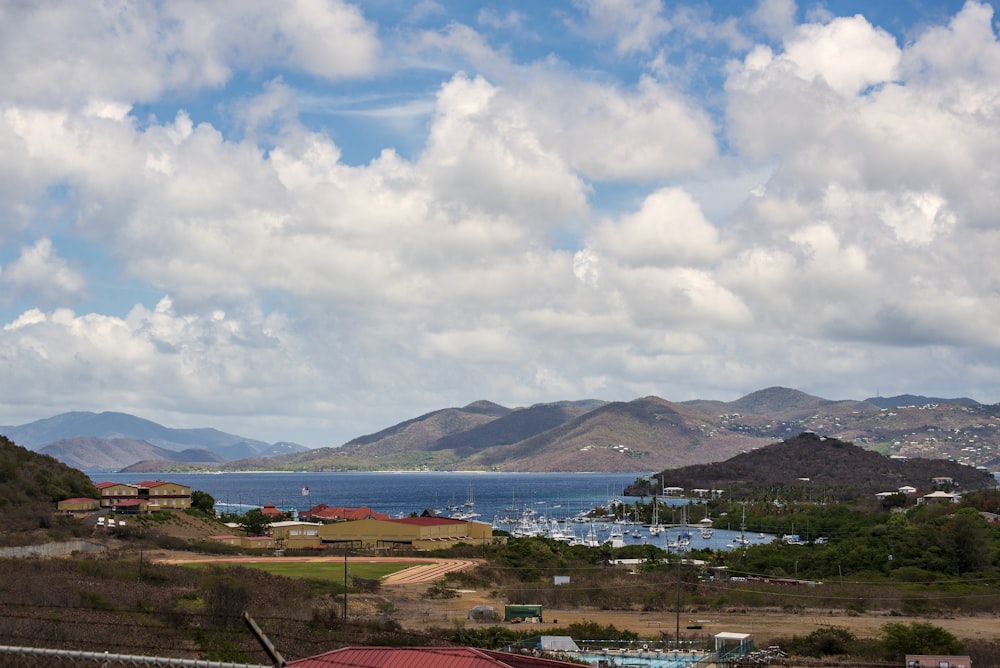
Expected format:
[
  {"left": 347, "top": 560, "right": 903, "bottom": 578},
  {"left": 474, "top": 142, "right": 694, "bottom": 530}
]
[{"left": 0, "top": 0, "right": 998, "bottom": 446}]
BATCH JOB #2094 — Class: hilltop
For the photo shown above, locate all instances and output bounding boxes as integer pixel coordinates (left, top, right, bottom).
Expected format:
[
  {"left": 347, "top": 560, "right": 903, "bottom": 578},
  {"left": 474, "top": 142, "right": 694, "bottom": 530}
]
[
  {"left": 626, "top": 432, "right": 996, "bottom": 500},
  {"left": 10, "top": 387, "right": 1000, "bottom": 472}
]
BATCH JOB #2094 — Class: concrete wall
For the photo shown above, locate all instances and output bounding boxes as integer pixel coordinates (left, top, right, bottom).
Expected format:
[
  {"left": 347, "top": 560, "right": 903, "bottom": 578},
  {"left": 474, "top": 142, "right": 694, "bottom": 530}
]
[{"left": 0, "top": 540, "right": 107, "bottom": 558}]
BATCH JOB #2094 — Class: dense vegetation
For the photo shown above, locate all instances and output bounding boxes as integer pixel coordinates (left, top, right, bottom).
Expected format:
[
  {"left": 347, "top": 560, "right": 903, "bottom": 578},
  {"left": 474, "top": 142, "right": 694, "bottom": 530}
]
[
  {"left": 0, "top": 435, "right": 99, "bottom": 546},
  {"left": 626, "top": 432, "right": 996, "bottom": 500}
]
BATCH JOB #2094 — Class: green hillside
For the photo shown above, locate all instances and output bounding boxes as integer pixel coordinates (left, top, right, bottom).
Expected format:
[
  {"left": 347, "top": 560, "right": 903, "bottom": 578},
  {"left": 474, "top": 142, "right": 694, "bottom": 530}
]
[{"left": 0, "top": 435, "right": 99, "bottom": 545}]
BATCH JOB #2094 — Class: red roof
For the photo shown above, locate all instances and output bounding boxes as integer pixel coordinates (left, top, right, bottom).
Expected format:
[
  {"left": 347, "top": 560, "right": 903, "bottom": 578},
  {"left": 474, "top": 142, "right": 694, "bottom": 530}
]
[
  {"left": 61, "top": 497, "right": 98, "bottom": 504},
  {"left": 301, "top": 505, "right": 390, "bottom": 521},
  {"left": 94, "top": 481, "right": 123, "bottom": 489},
  {"left": 287, "top": 647, "right": 583, "bottom": 668},
  {"left": 135, "top": 480, "right": 169, "bottom": 487},
  {"left": 389, "top": 516, "right": 465, "bottom": 527},
  {"left": 112, "top": 499, "right": 146, "bottom": 507}
]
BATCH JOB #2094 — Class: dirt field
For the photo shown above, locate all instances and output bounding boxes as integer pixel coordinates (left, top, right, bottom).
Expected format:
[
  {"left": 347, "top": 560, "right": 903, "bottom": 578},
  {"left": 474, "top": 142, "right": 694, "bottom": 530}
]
[
  {"left": 151, "top": 552, "right": 999, "bottom": 644},
  {"left": 392, "top": 585, "right": 1000, "bottom": 642}
]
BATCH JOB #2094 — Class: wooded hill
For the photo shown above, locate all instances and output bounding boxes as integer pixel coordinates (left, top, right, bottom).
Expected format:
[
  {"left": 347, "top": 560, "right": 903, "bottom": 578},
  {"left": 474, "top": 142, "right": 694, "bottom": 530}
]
[
  {"left": 0, "top": 435, "right": 98, "bottom": 545},
  {"left": 626, "top": 432, "right": 996, "bottom": 500}
]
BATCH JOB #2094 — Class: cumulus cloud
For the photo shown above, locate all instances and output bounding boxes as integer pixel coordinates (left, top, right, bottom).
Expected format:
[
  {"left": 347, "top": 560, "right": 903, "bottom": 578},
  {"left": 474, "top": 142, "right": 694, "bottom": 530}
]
[
  {"left": 0, "top": 2, "right": 998, "bottom": 444},
  {"left": 0, "top": 1, "right": 380, "bottom": 106},
  {"left": 0, "top": 239, "right": 86, "bottom": 304}
]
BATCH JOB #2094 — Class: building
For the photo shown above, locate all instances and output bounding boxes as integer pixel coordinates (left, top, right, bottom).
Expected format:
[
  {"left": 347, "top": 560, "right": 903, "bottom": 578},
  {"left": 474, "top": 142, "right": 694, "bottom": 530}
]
[
  {"left": 269, "top": 521, "right": 322, "bottom": 549},
  {"left": 205, "top": 515, "right": 491, "bottom": 552},
  {"left": 300, "top": 504, "right": 390, "bottom": 522},
  {"left": 94, "top": 480, "right": 191, "bottom": 512},
  {"left": 56, "top": 497, "right": 100, "bottom": 516},
  {"left": 317, "top": 516, "right": 493, "bottom": 551},
  {"left": 260, "top": 503, "right": 284, "bottom": 519},
  {"left": 920, "top": 491, "right": 959, "bottom": 505}
]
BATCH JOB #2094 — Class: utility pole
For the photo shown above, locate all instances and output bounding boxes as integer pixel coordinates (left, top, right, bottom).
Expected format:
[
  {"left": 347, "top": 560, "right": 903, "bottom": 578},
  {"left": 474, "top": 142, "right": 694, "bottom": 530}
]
[
  {"left": 343, "top": 547, "right": 349, "bottom": 620},
  {"left": 675, "top": 552, "right": 681, "bottom": 649}
]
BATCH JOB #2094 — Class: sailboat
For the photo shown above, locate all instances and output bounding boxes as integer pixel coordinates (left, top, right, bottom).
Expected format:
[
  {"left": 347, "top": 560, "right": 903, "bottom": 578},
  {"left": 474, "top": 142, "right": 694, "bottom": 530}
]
[{"left": 648, "top": 500, "right": 664, "bottom": 536}]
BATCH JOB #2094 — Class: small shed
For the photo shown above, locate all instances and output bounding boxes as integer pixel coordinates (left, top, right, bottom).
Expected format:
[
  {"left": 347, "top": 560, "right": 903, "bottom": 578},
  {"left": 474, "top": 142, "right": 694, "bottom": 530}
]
[
  {"left": 504, "top": 604, "right": 543, "bottom": 622},
  {"left": 714, "top": 632, "right": 753, "bottom": 657},
  {"left": 467, "top": 605, "right": 498, "bottom": 621}
]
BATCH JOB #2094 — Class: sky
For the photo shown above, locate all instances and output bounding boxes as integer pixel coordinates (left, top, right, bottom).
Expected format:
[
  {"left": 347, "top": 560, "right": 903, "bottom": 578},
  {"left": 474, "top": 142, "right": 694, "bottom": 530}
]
[{"left": 1, "top": 0, "right": 999, "bottom": 447}]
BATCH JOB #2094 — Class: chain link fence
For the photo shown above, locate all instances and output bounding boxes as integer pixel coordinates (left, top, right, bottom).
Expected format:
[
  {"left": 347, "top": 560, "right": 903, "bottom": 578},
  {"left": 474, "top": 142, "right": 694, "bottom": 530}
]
[{"left": 0, "top": 645, "right": 275, "bottom": 668}]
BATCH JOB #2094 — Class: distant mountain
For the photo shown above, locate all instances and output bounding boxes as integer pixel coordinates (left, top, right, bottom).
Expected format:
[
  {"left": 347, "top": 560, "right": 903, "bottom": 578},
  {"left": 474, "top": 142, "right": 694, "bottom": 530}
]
[
  {"left": 39, "top": 437, "right": 223, "bottom": 471},
  {"left": 628, "top": 432, "right": 996, "bottom": 500},
  {"left": 10, "top": 388, "right": 1000, "bottom": 474},
  {"left": 864, "top": 394, "right": 980, "bottom": 409},
  {"left": 0, "top": 411, "right": 308, "bottom": 471}
]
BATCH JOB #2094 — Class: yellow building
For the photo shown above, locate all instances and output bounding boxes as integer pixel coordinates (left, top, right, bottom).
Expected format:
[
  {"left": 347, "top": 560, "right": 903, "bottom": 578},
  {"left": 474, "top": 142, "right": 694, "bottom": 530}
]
[
  {"left": 269, "top": 521, "right": 323, "bottom": 549},
  {"left": 56, "top": 497, "right": 100, "bottom": 516},
  {"left": 317, "top": 516, "right": 493, "bottom": 551},
  {"left": 95, "top": 479, "right": 191, "bottom": 511}
]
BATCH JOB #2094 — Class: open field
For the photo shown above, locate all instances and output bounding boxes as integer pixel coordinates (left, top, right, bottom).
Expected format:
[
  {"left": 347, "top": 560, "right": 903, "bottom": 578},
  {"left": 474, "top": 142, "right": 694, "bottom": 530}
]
[
  {"left": 389, "top": 582, "right": 1000, "bottom": 643},
  {"left": 154, "top": 552, "right": 1000, "bottom": 645}
]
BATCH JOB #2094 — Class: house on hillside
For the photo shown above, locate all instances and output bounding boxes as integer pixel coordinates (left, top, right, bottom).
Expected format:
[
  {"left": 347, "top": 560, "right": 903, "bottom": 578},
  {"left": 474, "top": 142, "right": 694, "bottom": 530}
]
[
  {"left": 94, "top": 480, "right": 191, "bottom": 512},
  {"left": 920, "top": 491, "right": 959, "bottom": 505},
  {"left": 898, "top": 485, "right": 917, "bottom": 494},
  {"left": 56, "top": 497, "right": 99, "bottom": 517}
]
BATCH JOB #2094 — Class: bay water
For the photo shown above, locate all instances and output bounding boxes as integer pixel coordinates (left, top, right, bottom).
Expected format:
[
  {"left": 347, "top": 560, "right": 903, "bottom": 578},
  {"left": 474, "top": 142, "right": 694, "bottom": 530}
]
[{"left": 89, "top": 470, "right": 775, "bottom": 550}]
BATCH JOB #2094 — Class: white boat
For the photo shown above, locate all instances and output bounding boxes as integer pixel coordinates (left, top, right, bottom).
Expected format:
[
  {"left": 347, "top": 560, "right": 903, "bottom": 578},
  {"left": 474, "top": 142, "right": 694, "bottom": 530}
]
[
  {"left": 700, "top": 527, "right": 713, "bottom": 539},
  {"left": 648, "top": 502, "right": 665, "bottom": 536}
]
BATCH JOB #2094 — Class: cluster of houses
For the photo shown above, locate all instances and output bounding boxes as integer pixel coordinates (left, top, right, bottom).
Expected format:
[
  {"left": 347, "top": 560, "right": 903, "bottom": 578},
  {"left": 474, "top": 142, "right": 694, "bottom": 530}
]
[
  {"left": 875, "top": 477, "right": 963, "bottom": 505},
  {"left": 57, "top": 480, "right": 494, "bottom": 552}
]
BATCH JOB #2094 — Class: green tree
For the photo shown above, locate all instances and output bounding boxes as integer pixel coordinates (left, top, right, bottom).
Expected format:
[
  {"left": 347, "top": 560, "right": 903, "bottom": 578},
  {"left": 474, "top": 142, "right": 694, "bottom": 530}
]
[
  {"left": 239, "top": 509, "right": 271, "bottom": 537},
  {"left": 880, "top": 622, "right": 963, "bottom": 660},
  {"left": 191, "top": 490, "right": 215, "bottom": 515},
  {"left": 945, "top": 507, "right": 995, "bottom": 574}
]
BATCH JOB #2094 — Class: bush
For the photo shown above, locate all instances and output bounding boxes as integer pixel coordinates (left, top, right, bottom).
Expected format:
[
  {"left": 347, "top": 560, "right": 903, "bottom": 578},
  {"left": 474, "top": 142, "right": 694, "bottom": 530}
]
[{"left": 880, "top": 622, "right": 963, "bottom": 661}]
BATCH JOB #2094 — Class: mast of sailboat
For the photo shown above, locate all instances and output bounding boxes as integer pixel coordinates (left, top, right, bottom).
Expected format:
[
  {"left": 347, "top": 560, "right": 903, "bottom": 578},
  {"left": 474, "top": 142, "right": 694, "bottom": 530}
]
[{"left": 740, "top": 502, "right": 747, "bottom": 548}]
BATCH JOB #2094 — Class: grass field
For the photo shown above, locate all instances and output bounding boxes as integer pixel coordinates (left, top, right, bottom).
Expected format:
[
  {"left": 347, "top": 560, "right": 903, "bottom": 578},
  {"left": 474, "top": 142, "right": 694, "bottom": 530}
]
[{"left": 183, "top": 559, "right": 422, "bottom": 583}]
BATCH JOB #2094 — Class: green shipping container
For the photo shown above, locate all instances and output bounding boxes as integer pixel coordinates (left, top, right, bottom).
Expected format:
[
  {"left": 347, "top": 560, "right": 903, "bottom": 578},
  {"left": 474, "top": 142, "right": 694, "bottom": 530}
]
[{"left": 504, "top": 604, "right": 543, "bottom": 622}]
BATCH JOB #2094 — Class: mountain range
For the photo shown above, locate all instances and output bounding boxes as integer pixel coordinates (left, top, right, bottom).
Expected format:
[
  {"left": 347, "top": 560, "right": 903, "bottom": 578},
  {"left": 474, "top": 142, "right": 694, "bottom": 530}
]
[
  {"left": 4, "top": 388, "right": 999, "bottom": 473},
  {"left": 0, "top": 411, "right": 308, "bottom": 471}
]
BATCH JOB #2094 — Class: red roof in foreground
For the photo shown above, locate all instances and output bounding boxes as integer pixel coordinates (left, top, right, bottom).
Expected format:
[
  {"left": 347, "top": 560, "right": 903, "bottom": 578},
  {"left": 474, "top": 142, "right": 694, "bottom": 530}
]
[
  {"left": 287, "top": 646, "right": 583, "bottom": 668},
  {"left": 389, "top": 516, "right": 465, "bottom": 527}
]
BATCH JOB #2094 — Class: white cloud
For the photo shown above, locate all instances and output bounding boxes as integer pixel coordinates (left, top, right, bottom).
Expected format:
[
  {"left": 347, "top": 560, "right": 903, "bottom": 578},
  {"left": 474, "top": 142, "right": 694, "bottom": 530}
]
[
  {"left": 1, "top": 2, "right": 1000, "bottom": 445},
  {"left": 0, "top": 1, "right": 381, "bottom": 107},
  {"left": 0, "top": 238, "right": 86, "bottom": 304},
  {"left": 587, "top": 187, "right": 722, "bottom": 267},
  {"left": 579, "top": 0, "right": 672, "bottom": 55}
]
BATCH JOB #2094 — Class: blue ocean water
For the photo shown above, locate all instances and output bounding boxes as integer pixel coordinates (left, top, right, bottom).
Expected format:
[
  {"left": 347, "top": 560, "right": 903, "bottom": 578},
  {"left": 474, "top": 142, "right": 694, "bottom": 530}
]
[{"left": 89, "top": 470, "right": 775, "bottom": 551}]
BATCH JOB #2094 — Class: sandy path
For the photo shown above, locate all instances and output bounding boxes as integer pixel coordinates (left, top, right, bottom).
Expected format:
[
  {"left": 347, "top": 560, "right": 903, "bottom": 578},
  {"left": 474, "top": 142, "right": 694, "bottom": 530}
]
[{"left": 152, "top": 552, "right": 478, "bottom": 584}]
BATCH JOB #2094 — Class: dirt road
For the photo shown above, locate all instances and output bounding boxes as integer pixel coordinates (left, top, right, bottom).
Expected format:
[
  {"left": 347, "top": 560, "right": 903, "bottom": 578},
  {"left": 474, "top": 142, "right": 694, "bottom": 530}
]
[{"left": 152, "top": 552, "right": 997, "bottom": 643}]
